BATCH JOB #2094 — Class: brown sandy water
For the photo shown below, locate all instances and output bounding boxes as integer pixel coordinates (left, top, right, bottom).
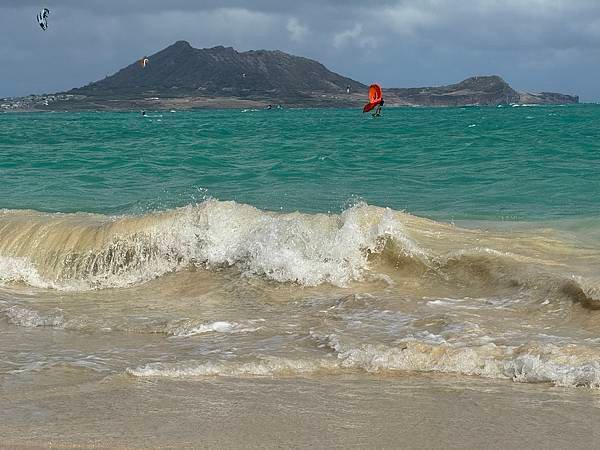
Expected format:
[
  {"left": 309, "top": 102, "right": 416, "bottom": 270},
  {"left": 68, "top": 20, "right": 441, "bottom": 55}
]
[{"left": 2, "top": 202, "right": 600, "bottom": 447}]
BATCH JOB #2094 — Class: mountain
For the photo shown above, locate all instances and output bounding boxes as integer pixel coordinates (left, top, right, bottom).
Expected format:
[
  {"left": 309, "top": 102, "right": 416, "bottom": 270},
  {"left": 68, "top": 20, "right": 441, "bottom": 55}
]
[
  {"left": 70, "top": 40, "right": 365, "bottom": 103},
  {"left": 517, "top": 91, "right": 580, "bottom": 105},
  {"left": 1, "top": 41, "right": 579, "bottom": 111},
  {"left": 384, "top": 76, "right": 578, "bottom": 106},
  {"left": 386, "top": 76, "right": 520, "bottom": 106}
]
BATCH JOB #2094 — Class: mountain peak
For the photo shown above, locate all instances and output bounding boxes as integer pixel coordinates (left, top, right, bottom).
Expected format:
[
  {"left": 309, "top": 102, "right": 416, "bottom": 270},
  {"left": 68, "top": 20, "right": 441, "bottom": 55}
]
[
  {"left": 455, "top": 75, "right": 510, "bottom": 90},
  {"left": 172, "top": 40, "right": 192, "bottom": 48},
  {"left": 71, "top": 41, "right": 364, "bottom": 100}
]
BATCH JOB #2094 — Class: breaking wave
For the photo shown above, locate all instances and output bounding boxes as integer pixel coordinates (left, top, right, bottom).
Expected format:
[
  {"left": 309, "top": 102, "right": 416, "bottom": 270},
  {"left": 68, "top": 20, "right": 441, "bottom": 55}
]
[
  {"left": 313, "top": 332, "right": 600, "bottom": 388},
  {"left": 127, "top": 357, "right": 340, "bottom": 378},
  {"left": 0, "top": 201, "right": 421, "bottom": 290},
  {"left": 127, "top": 333, "right": 600, "bottom": 388},
  {"left": 0, "top": 200, "right": 598, "bottom": 308}
]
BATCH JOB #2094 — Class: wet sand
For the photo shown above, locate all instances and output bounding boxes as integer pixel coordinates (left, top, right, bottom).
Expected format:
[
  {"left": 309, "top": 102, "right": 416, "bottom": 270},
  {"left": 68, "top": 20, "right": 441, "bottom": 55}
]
[{"left": 1, "top": 370, "right": 598, "bottom": 449}]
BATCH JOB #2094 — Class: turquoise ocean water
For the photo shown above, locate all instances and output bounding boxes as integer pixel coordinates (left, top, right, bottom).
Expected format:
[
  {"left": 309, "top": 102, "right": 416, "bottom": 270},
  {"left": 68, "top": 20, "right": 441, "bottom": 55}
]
[{"left": 2, "top": 105, "right": 599, "bottom": 220}]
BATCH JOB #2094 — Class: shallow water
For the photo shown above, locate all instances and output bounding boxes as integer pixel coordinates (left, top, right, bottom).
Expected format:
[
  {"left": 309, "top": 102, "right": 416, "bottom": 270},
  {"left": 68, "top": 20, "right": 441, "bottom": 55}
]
[
  {"left": 2, "top": 372, "right": 599, "bottom": 448},
  {"left": 1, "top": 106, "right": 600, "bottom": 445}
]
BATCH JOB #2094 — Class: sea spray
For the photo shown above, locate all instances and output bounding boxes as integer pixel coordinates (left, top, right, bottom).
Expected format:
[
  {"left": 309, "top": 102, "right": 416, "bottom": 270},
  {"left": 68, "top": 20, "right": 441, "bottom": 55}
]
[{"left": 0, "top": 201, "right": 424, "bottom": 289}]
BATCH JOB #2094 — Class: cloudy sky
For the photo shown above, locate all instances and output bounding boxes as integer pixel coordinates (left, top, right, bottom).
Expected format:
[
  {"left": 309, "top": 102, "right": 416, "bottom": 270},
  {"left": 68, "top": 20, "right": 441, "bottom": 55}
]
[{"left": 2, "top": 1, "right": 599, "bottom": 100}]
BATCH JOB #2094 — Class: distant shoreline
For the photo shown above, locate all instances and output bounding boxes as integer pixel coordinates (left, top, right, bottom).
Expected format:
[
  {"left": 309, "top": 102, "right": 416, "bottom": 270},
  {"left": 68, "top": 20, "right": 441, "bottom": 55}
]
[
  {"left": 1, "top": 42, "right": 578, "bottom": 113},
  {"left": 0, "top": 94, "right": 583, "bottom": 113}
]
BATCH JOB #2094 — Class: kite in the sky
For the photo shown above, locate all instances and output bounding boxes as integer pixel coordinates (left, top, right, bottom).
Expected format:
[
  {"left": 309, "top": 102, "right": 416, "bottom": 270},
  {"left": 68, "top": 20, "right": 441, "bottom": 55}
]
[
  {"left": 37, "top": 8, "right": 50, "bottom": 31},
  {"left": 139, "top": 57, "right": 149, "bottom": 68}
]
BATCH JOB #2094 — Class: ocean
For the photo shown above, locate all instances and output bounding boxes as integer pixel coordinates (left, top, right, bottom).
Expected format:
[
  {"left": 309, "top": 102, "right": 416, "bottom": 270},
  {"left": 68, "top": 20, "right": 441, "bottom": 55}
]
[{"left": 1, "top": 105, "right": 600, "bottom": 447}]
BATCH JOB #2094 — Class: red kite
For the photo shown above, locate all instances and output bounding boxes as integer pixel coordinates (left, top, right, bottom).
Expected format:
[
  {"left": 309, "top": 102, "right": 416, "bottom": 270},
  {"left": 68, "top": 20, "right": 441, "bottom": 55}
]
[{"left": 363, "top": 84, "right": 383, "bottom": 113}]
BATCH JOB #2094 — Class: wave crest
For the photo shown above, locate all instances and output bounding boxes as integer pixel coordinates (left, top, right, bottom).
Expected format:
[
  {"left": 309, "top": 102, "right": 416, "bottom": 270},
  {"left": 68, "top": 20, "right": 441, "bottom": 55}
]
[
  {"left": 0, "top": 201, "right": 421, "bottom": 290},
  {"left": 127, "top": 357, "right": 340, "bottom": 378},
  {"left": 313, "top": 332, "right": 600, "bottom": 388},
  {"left": 0, "top": 201, "right": 598, "bottom": 310}
]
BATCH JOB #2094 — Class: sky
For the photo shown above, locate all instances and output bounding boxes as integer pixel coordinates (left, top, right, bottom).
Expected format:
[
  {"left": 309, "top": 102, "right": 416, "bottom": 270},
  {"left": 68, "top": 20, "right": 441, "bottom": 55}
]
[{"left": 1, "top": 1, "right": 600, "bottom": 101}]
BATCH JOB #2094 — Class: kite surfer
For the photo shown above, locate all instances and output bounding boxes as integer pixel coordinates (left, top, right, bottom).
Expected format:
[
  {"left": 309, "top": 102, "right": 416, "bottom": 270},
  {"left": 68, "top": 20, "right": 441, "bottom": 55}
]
[
  {"left": 362, "top": 84, "right": 384, "bottom": 117},
  {"left": 373, "top": 98, "right": 384, "bottom": 117}
]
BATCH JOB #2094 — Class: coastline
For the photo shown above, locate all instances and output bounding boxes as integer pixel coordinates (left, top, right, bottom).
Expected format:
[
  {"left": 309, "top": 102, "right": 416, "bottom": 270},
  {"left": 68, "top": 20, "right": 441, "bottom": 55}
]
[
  {"left": 1, "top": 83, "right": 579, "bottom": 113},
  {"left": 0, "top": 99, "right": 584, "bottom": 113}
]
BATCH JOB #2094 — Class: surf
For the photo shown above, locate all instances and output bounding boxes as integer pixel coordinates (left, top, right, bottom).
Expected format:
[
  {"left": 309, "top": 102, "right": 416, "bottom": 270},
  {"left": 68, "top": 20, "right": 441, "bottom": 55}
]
[{"left": 0, "top": 200, "right": 598, "bottom": 310}]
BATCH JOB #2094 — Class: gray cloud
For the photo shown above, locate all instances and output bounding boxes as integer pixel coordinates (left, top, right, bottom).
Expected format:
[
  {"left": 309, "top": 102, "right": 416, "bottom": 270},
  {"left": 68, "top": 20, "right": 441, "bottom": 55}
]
[{"left": 2, "top": 1, "right": 599, "bottom": 100}]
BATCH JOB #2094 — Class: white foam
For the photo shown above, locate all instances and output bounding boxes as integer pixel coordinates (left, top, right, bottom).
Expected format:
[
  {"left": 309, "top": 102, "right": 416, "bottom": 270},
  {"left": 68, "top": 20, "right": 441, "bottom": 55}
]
[
  {"left": 127, "top": 357, "right": 340, "bottom": 378},
  {"left": 4, "top": 305, "right": 64, "bottom": 328},
  {"left": 126, "top": 323, "right": 600, "bottom": 387},
  {"left": 507, "top": 352, "right": 600, "bottom": 388},
  {"left": 0, "top": 256, "right": 52, "bottom": 289},
  {"left": 314, "top": 332, "right": 600, "bottom": 388},
  {"left": 167, "top": 320, "right": 262, "bottom": 337},
  {"left": 190, "top": 201, "right": 423, "bottom": 287}
]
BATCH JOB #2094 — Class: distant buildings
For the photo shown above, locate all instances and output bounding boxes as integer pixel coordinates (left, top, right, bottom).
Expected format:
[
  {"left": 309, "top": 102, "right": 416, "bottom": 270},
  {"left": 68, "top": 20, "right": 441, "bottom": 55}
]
[{"left": 0, "top": 94, "right": 80, "bottom": 111}]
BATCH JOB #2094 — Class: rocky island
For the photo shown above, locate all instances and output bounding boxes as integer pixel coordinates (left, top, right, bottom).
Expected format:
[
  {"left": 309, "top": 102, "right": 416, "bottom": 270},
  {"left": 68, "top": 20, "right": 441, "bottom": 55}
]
[{"left": 1, "top": 40, "right": 578, "bottom": 112}]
